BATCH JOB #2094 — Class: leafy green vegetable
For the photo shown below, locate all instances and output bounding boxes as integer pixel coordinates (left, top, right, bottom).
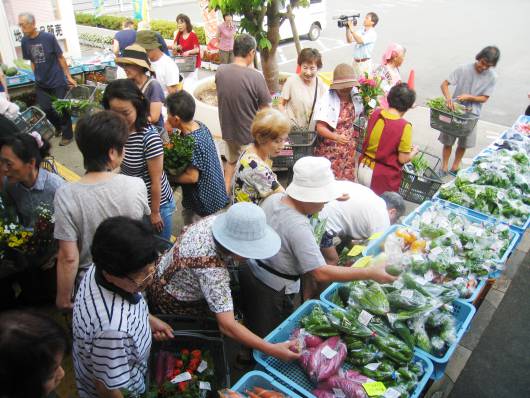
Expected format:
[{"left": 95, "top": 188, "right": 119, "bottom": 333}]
[
  {"left": 300, "top": 305, "right": 339, "bottom": 337},
  {"left": 410, "top": 152, "right": 430, "bottom": 175},
  {"left": 348, "top": 281, "right": 390, "bottom": 315},
  {"left": 163, "top": 132, "right": 195, "bottom": 177},
  {"left": 427, "top": 96, "right": 466, "bottom": 115}
]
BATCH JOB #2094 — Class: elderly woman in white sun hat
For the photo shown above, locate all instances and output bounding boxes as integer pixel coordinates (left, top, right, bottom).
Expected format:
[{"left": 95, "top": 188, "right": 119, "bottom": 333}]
[
  {"left": 147, "top": 202, "right": 299, "bottom": 362},
  {"left": 240, "top": 156, "right": 397, "bottom": 338}
]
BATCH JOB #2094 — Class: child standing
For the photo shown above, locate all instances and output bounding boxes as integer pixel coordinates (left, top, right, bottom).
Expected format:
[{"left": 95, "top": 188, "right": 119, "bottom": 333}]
[{"left": 165, "top": 91, "right": 228, "bottom": 224}]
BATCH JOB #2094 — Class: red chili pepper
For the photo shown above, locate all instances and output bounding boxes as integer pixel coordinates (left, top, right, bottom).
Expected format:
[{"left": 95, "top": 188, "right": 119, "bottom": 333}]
[
  {"left": 180, "top": 349, "right": 190, "bottom": 356},
  {"left": 191, "top": 349, "right": 202, "bottom": 359},
  {"left": 177, "top": 381, "right": 188, "bottom": 392},
  {"left": 175, "top": 359, "right": 184, "bottom": 369}
]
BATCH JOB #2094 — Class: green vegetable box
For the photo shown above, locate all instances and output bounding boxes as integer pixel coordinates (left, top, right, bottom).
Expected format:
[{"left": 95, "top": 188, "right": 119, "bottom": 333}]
[
  {"left": 436, "top": 150, "right": 530, "bottom": 230},
  {"left": 403, "top": 200, "right": 521, "bottom": 278},
  {"left": 254, "top": 300, "right": 434, "bottom": 396},
  {"left": 320, "top": 281, "right": 476, "bottom": 380}
]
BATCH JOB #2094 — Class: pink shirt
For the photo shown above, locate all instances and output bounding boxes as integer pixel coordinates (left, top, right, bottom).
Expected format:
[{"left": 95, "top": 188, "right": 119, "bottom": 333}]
[{"left": 218, "top": 22, "right": 236, "bottom": 51}]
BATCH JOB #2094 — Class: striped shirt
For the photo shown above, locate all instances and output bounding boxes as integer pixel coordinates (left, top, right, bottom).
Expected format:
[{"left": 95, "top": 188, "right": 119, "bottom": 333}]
[
  {"left": 72, "top": 266, "right": 152, "bottom": 397},
  {"left": 120, "top": 124, "right": 173, "bottom": 206}
]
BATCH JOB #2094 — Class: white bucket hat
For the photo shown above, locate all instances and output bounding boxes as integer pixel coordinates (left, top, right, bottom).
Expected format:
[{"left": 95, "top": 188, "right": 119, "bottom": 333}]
[
  {"left": 286, "top": 156, "right": 343, "bottom": 203},
  {"left": 212, "top": 202, "right": 281, "bottom": 260}
]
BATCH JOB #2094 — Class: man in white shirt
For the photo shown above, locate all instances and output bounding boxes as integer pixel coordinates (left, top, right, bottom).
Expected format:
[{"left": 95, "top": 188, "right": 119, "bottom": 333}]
[
  {"left": 319, "top": 181, "right": 405, "bottom": 264},
  {"left": 136, "top": 30, "right": 180, "bottom": 97},
  {"left": 346, "top": 12, "right": 379, "bottom": 77}
]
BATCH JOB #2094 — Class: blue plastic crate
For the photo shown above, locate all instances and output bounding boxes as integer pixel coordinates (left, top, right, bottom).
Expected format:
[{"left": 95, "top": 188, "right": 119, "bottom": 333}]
[
  {"left": 231, "top": 371, "right": 303, "bottom": 397},
  {"left": 402, "top": 200, "right": 521, "bottom": 270},
  {"left": 82, "top": 63, "right": 105, "bottom": 72},
  {"left": 6, "top": 69, "right": 32, "bottom": 87},
  {"left": 69, "top": 65, "right": 85, "bottom": 75},
  {"left": 319, "top": 286, "right": 476, "bottom": 380},
  {"left": 254, "top": 300, "right": 434, "bottom": 398},
  {"left": 363, "top": 224, "right": 488, "bottom": 303}
]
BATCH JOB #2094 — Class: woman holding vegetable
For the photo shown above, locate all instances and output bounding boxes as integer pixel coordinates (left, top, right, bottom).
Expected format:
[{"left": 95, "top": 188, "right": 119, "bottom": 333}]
[
  {"left": 147, "top": 202, "right": 299, "bottom": 362},
  {"left": 357, "top": 83, "right": 419, "bottom": 195},
  {"left": 102, "top": 79, "right": 176, "bottom": 240},
  {"left": 232, "top": 108, "right": 289, "bottom": 205}
]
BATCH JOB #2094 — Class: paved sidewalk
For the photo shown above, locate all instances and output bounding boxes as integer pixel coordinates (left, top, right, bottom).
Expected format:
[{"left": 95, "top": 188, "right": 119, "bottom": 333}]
[{"left": 425, "top": 231, "right": 530, "bottom": 398}]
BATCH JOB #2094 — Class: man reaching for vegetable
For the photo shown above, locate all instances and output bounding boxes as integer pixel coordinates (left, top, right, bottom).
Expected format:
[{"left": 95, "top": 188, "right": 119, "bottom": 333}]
[
  {"left": 438, "top": 46, "right": 500, "bottom": 176},
  {"left": 240, "top": 156, "right": 397, "bottom": 341}
]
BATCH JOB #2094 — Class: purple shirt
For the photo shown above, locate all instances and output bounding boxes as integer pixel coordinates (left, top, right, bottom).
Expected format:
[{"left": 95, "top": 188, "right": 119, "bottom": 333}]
[{"left": 218, "top": 23, "right": 236, "bottom": 51}]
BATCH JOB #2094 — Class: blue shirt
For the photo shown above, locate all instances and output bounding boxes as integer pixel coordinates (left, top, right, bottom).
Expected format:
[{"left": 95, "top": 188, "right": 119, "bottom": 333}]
[
  {"left": 6, "top": 168, "right": 65, "bottom": 227},
  {"left": 143, "top": 78, "right": 165, "bottom": 128},
  {"left": 114, "top": 29, "right": 137, "bottom": 55},
  {"left": 21, "top": 32, "right": 66, "bottom": 89},
  {"left": 181, "top": 122, "right": 229, "bottom": 216},
  {"left": 352, "top": 28, "right": 377, "bottom": 60}
]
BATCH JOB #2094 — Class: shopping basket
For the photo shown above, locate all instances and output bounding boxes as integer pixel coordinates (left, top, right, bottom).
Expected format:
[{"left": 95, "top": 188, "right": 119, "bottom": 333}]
[
  {"left": 12, "top": 106, "right": 55, "bottom": 140},
  {"left": 400, "top": 150, "right": 443, "bottom": 204},
  {"left": 231, "top": 371, "right": 302, "bottom": 397},
  {"left": 429, "top": 108, "right": 479, "bottom": 137},
  {"left": 64, "top": 85, "right": 97, "bottom": 117},
  {"left": 173, "top": 55, "right": 197, "bottom": 73},
  {"left": 272, "top": 129, "right": 317, "bottom": 171}
]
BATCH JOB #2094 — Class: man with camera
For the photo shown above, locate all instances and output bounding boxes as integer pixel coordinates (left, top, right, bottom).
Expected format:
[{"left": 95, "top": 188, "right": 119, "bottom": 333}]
[{"left": 344, "top": 12, "right": 379, "bottom": 77}]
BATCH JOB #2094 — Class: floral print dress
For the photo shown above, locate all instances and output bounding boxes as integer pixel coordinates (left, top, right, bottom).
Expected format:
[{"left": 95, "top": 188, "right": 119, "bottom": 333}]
[{"left": 315, "top": 100, "right": 357, "bottom": 181}]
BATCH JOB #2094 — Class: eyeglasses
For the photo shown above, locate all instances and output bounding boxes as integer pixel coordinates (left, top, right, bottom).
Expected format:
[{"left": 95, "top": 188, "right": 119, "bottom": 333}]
[{"left": 126, "top": 264, "right": 157, "bottom": 289}]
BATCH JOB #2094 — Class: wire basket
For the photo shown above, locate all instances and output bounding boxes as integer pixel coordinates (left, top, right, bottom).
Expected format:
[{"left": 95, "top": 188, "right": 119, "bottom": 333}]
[
  {"left": 272, "top": 130, "right": 317, "bottom": 171},
  {"left": 429, "top": 108, "right": 479, "bottom": 137},
  {"left": 12, "top": 106, "right": 56, "bottom": 140},
  {"left": 400, "top": 151, "right": 442, "bottom": 204},
  {"left": 147, "top": 320, "right": 230, "bottom": 396},
  {"left": 173, "top": 55, "right": 197, "bottom": 73}
]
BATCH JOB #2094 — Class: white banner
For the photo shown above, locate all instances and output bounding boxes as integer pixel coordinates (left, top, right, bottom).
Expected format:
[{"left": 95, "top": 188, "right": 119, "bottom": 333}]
[{"left": 11, "top": 21, "right": 65, "bottom": 46}]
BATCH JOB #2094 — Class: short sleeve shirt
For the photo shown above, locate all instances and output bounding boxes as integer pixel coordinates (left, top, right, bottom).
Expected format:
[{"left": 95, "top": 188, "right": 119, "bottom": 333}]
[
  {"left": 142, "top": 78, "right": 165, "bottom": 128},
  {"left": 174, "top": 31, "right": 201, "bottom": 67},
  {"left": 120, "top": 125, "right": 173, "bottom": 206},
  {"left": 21, "top": 32, "right": 66, "bottom": 88},
  {"left": 153, "top": 216, "right": 233, "bottom": 313},
  {"left": 281, "top": 75, "right": 327, "bottom": 129},
  {"left": 448, "top": 63, "right": 497, "bottom": 115},
  {"left": 181, "top": 122, "right": 228, "bottom": 216},
  {"left": 73, "top": 266, "right": 151, "bottom": 397},
  {"left": 114, "top": 29, "right": 136, "bottom": 55},
  {"left": 53, "top": 175, "right": 151, "bottom": 271},
  {"left": 151, "top": 54, "right": 180, "bottom": 97},
  {"left": 216, "top": 64, "right": 272, "bottom": 145},
  {"left": 248, "top": 193, "right": 325, "bottom": 294},
  {"left": 6, "top": 168, "right": 65, "bottom": 227},
  {"left": 232, "top": 149, "right": 281, "bottom": 205},
  {"left": 364, "top": 109, "right": 412, "bottom": 163},
  {"left": 353, "top": 28, "right": 377, "bottom": 60}
]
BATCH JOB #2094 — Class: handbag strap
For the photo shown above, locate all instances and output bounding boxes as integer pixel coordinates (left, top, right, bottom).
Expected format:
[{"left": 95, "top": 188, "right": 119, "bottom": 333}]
[{"left": 307, "top": 76, "right": 319, "bottom": 125}]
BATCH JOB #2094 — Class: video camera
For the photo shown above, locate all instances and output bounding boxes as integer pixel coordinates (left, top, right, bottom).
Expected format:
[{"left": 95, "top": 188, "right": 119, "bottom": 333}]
[{"left": 335, "top": 14, "right": 361, "bottom": 28}]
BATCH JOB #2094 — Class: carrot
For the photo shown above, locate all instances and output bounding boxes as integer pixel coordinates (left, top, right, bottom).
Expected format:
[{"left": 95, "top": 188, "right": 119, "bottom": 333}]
[{"left": 251, "top": 388, "right": 286, "bottom": 398}]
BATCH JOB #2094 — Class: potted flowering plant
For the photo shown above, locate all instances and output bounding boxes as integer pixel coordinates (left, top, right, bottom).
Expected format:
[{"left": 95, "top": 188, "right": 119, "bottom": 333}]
[
  {"left": 358, "top": 73, "right": 384, "bottom": 114},
  {"left": 163, "top": 132, "right": 195, "bottom": 177}
]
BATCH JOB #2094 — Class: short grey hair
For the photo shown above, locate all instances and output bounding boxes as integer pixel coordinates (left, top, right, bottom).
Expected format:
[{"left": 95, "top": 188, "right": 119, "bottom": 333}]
[
  {"left": 233, "top": 33, "right": 257, "bottom": 58},
  {"left": 381, "top": 191, "right": 406, "bottom": 218},
  {"left": 18, "top": 12, "right": 35, "bottom": 24}
]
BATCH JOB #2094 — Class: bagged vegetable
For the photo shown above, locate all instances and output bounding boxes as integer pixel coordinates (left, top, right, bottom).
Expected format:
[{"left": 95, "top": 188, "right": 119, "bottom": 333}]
[
  {"left": 299, "top": 336, "right": 347, "bottom": 383},
  {"left": 300, "top": 306, "right": 340, "bottom": 337},
  {"left": 289, "top": 328, "right": 324, "bottom": 353},
  {"left": 387, "top": 289, "right": 427, "bottom": 311},
  {"left": 347, "top": 344, "right": 382, "bottom": 366},
  {"left": 348, "top": 281, "right": 390, "bottom": 315},
  {"left": 318, "top": 374, "right": 368, "bottom": 398},
  {"left": 326, "top": 308, "right": 373, "bottom": 338}
]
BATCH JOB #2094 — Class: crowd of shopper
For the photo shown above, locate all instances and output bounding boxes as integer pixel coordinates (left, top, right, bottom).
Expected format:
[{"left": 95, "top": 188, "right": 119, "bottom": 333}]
[{"left": 0, "top": 9, "right": 504, "bottom": 398}]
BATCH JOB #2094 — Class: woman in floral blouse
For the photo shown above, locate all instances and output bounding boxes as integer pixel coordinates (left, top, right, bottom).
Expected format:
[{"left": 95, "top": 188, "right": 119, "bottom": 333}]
[
  {"left": 313, "top": 64, "right": 363, "bottom": 181},
  {"left": 147, "top": 203, "right": 298, "bottom": 362},
  {"left": 232, "top": 108, "right": 290, "bottom": 204}
]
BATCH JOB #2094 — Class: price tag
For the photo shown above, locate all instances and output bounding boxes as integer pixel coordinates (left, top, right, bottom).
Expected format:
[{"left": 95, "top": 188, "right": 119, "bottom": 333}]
[
  {"left": 424, "top": 270, "right": 435, "bottom": 282},
  {"left": 368, "top": 232, "right": 383, "bottom": 241},
  {"left": 387, "top": 313, "right": 398, "bottom": 324},
  {"left": 362, "top": 381, "right": 387, "bottom": 396},
  {"left": 333, "top": 388, "right": 346, "bottom": 398},
  {"left": 365, "top": 362, "right": 381, "bottom": 371},
  {"left": 400, "top": 289, "right": 414, "bottom": 299},
  {"left": 352, "top": 256, "right": 372, "bottom": 269},
  {"left": 197, "top": 360, "right": 208, "bottom": 373},
  {"left": 199, "top": 381, "right": 211, "bottom": 391},
  {"left": 358, "top": 310, "right": 374, "bottom": 326},
  {"left": 171, "top": 371, "right": 192, "bottom": 384},
  {"left": 348, "top": 245, "right": 365, "bottom": 257},
  {"left": 384, "top": 387, "right": 401, "bottom": 398},
  {"left": 321, "top": 345, "right": 338, "bottom": 359},
  {"left": 430, "top": 246, "right": 443, "bottom": 256}
]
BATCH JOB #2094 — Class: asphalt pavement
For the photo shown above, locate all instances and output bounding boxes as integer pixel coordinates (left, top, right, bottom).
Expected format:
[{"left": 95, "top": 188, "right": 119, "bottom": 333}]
[{"left": 112, "top": 0, "right": 530, "bottom": 126}]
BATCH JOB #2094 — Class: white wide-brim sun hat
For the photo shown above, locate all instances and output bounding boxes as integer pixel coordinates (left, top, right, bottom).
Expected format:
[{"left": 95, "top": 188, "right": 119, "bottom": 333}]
[
  {"left": 212, "top": 202, "right": 281, "bottom": 260},
  {"left": 286, "top": 156, "right": 343, "bottom": 203}
]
